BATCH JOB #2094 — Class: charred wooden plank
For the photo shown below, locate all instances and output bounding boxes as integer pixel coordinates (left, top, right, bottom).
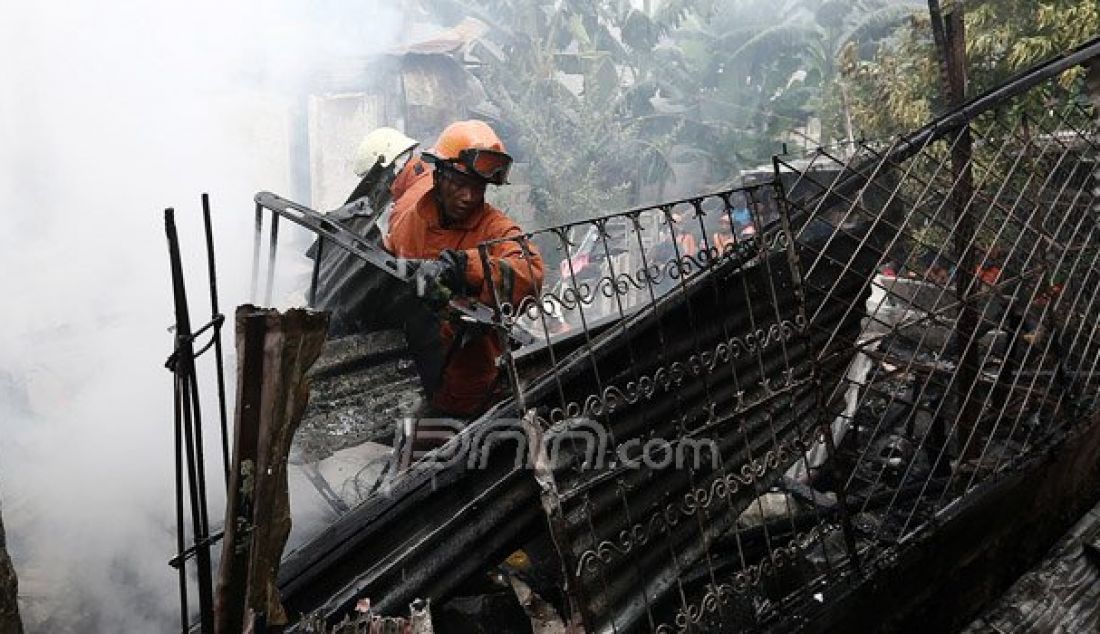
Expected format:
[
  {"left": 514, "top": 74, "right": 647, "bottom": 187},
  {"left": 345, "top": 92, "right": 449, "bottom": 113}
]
[{"left": 216, "top": 307, "right": 328, "bottom": 632}]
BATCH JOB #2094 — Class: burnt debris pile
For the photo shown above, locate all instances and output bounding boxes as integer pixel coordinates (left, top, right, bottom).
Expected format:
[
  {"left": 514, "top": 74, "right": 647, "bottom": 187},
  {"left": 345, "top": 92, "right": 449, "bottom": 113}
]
[{"left": 165, "top": 38, "right": 1100, "bottom": 634}]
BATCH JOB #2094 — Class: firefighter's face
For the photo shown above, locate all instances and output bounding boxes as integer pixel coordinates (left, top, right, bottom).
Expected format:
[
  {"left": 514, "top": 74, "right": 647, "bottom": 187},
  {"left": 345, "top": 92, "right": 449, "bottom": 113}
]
[{"left": 437, "top": 166, "right": 486, "bottom": 223}]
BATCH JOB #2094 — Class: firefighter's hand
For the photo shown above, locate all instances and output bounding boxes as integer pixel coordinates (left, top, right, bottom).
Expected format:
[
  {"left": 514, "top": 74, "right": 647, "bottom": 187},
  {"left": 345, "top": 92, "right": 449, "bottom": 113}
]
[{"left": 415, "top": 250, "right": 468, "bottom": 308}]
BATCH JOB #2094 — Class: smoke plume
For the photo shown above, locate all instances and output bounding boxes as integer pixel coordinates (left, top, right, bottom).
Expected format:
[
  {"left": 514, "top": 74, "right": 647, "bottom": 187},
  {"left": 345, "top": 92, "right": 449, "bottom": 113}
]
[{"left": 0, "top": 1, "right": 401, "bottom": 630}]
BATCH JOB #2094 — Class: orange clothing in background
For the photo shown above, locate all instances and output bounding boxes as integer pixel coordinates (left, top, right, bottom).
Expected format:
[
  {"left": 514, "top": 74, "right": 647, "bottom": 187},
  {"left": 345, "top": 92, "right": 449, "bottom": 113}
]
[
  {"left": 391, "top": 155, "right": 433, "bottom": 201},
  {"left": 677, "top": 233, "right": 698, "bottom": 258},
  {"left": 712, "top": 232, "right": 735, "bottom": 253},
  {"left": 977, "top": 265, "right": 1001, "bottom": 286},
  {"left": 385, "top": 186, "right": 544, "bottom": 416}
]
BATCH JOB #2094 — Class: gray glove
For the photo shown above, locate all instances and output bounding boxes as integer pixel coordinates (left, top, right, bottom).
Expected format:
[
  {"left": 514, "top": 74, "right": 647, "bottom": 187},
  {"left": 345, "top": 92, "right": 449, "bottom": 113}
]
[{"left": 414, "top": 249, "right": 469, "bottom": 308}]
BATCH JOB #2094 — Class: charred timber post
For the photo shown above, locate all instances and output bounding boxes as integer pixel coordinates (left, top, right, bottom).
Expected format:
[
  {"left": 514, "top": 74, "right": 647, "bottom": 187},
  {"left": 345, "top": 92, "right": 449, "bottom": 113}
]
[
  {"left": 245, "top": 307, "right": 327, "bottom": 629},
  {"left": 945, "top": 7, "right": 984, "bottom": 462},
  {"left": 214, "top": 310, "right": 266, "bottom": 633},
  {"left": 215, "top": 306, "right": 328, "bottom": 633},
  {"left": 1090, "top": 63, "right": 1100, "bottom": 320},
  {"left": 931, "top": 1, "right": 982, "bottom": 460},
  {"left": 0, "top": 500, "right": 21, "bottom": 634}
]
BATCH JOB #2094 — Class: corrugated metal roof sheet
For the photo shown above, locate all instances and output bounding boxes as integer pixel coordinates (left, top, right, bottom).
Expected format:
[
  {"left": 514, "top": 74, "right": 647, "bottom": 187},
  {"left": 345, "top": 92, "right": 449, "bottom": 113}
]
[{"left": 964, "top": 500, "right": 1100, "bottom": 633}]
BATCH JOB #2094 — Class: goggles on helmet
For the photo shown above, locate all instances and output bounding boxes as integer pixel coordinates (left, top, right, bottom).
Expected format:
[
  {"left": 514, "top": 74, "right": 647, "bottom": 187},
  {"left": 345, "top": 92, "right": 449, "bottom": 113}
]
[
  {"left": 428, "top": 148, "right": 512, "bottom": 185},
  {"left": 459, "top": 148, "right": 511, "bottom": 184}
]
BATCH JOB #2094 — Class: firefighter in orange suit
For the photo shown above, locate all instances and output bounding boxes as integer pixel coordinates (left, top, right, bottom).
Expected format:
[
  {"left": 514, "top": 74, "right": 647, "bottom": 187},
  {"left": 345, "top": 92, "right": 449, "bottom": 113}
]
[{"left": 385, "top": 120, "right": 545, "bottom": 420}]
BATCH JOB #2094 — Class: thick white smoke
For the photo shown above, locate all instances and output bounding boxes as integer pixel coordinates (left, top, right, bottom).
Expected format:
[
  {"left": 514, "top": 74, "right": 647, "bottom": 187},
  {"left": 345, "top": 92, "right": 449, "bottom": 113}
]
[{"left": 0, "top": 1, "right": 401, "bottom": 630}]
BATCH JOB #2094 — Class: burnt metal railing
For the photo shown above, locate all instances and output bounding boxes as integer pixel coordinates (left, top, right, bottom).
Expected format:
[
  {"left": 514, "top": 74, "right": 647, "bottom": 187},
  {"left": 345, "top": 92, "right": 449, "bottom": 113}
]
[
  {"left": 476, "top": 42, "right": 1100, "bottom": 632},
  {"left": 250, "top": 37, "right": 1100, "bottom": 634},
  {"left": 164, "top": 195, "right": 232, "bottom": 633},
  {"left": 776, "top": 98, "right": 1100, "bottom": 533},
  {"left": 480, "top": 183, "right": 876, "bottom": 632}
]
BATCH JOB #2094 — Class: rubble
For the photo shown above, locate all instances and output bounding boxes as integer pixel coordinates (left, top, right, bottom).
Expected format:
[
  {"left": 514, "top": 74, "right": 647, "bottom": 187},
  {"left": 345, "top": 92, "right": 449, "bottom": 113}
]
[
  {"left": 297, "top": 331, "right": 419, "bottom": 461},
  {"left": 157, "top": 33, "right": 1100, "bottom": 633}
]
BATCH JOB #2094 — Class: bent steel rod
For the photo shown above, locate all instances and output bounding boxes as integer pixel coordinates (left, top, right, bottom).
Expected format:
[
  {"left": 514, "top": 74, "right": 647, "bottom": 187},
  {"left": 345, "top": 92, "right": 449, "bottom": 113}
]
[
  {"left": 172, "top": 367, "right": 188, "bottom": 632},
  {"left": 165, "top": 208, "right": 216, "bottom": 633},
  {"left": 202, "top": 193, "right": 231, "bottom": 485}
]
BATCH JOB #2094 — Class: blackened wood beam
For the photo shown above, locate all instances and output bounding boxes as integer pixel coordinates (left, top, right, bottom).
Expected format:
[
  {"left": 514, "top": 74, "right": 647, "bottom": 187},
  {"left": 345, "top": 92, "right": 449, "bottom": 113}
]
[{"left": 215, "top": 306, "right": 328, "bottom": 633}]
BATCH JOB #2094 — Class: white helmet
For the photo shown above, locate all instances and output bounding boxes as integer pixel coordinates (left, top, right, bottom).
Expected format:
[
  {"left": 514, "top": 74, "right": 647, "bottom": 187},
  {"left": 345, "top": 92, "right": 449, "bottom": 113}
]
[{"left": 353, "top": 127, "right": 419, "bottom": 177}]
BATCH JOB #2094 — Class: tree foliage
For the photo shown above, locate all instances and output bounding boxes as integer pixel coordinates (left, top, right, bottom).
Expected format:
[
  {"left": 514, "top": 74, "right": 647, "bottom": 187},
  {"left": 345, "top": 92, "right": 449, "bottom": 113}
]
[
  {"left": 839, "top": 0, "right": 1100, "bottom": 139},
  {"left": 422, "top": 0, "right": 707, "bottom": 224},
  {"left": 667, "top": 0, "right": 922, "bottom": 169},
  {"left": 418, "top": 0, "right": 1095, "bottom": 224}
]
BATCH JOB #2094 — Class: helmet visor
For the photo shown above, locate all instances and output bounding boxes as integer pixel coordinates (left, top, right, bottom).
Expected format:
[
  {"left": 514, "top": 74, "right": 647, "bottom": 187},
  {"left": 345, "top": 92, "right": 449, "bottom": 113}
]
[{"left": 458, "top": 148, "right": 512, "bottom": 185}]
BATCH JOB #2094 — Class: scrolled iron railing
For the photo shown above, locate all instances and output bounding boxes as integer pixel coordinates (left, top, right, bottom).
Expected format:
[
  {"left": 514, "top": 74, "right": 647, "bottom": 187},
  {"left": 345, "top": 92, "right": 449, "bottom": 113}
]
[
  {"left": 476, "top": 43, "right": 1100, "bottom": 632},
  {"left": 478, "top": 180, "right": 870, "bottom": 631},
  {"left": 234, "top": 36, "right": 1100, "bottom": 634}
]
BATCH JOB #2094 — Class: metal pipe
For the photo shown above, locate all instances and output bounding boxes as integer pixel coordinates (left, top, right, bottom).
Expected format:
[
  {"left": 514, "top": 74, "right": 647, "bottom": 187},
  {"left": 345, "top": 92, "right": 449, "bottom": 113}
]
[
  {"left": 251, "top": 202, "right": 262, "bottom": 303},
  {"left": 309, "top": 238, "right": 323, "bottom": 307},
  {"left": 202, "top": 193, "right": 231, "bottom": 485},
  {"left": 172, "top": 361, "right": 189, "bottom": 633},
  {"left": 265, "top": 212, "right": 279, "bottom": 306},
  {"left": 165, "top": 208, "right": 215, "bottom": 633}
]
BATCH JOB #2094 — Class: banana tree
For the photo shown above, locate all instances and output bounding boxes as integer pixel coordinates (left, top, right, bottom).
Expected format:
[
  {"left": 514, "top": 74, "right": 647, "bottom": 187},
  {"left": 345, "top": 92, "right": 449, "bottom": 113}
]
[
  {"left": 422, "top": 0, "right": 711, "bottom": 223},
  {"left": 655, "top": 0, "right": 923, "bottom": 172}
]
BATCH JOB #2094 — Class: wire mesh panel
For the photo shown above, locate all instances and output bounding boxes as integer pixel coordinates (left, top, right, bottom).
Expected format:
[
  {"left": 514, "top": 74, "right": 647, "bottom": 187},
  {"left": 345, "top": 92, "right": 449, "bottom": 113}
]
[
  {"left": 478, "top": 181, "right": 884, "bottom": 631},
  {"left": 774, "top": 82, "right": 1100, "bottom": 592}
]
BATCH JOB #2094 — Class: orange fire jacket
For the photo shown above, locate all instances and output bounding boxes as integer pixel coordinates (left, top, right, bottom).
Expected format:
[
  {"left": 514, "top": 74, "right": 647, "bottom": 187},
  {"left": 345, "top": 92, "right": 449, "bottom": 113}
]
[
  {"left": 390, "top": 156, "right": 432, "bottom": 204},
  {"left": 384, "top": 185, "right": 544, "bottom": 416}
]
